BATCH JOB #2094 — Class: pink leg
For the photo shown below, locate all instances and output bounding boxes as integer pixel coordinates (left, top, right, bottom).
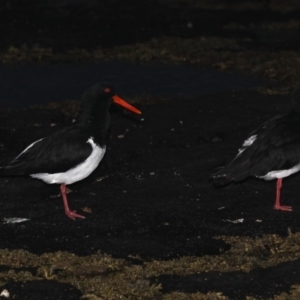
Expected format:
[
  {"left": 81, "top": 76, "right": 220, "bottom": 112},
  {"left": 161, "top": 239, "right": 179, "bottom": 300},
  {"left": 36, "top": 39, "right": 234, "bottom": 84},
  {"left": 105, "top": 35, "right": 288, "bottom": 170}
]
[
  {"left": 273, "top": 178, "right": 292, "bottom": 211},
  {"left": 60, "top": 184, "right": 85, "bottom": 220}
]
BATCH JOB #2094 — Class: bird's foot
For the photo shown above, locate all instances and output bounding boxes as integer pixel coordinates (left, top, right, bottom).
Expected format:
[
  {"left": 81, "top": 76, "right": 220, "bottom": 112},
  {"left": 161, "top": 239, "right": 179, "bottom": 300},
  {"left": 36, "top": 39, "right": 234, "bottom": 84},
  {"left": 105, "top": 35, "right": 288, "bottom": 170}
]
[
  {"left": 65, "top": 209, "right": 86, "bottom": 220},
  {"left": 273, "top": 204, "right": 292, "bottom": 212}
]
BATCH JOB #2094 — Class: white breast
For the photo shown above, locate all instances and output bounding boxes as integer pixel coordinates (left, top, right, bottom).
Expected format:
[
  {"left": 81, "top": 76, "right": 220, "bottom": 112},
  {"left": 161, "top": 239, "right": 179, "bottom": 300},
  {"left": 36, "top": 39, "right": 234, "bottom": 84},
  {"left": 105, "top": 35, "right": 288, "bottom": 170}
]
[{"left": 31, "top": 138, "right": 106, "bottom": 185}]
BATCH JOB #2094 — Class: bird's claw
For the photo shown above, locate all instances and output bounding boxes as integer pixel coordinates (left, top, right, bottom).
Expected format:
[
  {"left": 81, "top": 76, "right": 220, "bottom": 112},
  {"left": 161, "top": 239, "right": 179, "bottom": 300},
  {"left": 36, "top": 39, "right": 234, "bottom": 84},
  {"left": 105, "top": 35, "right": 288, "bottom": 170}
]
[
  {"left": 273, "top": 205, "right": 292, "bottom": 212},
  {"left": 65, "top": 210, "right": 86, "bottom": 220}
]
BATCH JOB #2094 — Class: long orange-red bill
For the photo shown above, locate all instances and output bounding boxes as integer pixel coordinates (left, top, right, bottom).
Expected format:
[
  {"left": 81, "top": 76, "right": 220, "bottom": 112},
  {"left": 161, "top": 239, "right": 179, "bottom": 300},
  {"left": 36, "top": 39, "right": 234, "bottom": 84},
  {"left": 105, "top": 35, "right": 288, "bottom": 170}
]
[{"left": 112, "top": 95, "right": 142, "bottom": 115}]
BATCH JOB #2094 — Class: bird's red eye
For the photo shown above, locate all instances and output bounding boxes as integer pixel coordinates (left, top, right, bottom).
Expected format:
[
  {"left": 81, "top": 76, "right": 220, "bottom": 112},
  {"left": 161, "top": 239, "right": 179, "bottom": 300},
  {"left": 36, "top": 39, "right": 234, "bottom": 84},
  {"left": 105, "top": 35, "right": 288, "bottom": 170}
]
[{"left": 104, "top": 88, "right": 111, "bottom": 93}]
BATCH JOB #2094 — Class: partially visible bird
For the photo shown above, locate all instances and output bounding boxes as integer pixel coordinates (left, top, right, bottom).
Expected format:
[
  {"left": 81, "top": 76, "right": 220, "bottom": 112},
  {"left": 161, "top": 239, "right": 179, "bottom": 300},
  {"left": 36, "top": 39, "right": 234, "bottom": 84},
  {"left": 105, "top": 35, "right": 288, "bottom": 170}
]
[
  {"left": 211, "top": 88, "right": 300, "bottom": 211},
  {"left": 0, "top": 83, "right": 141, "bottom": 220}
]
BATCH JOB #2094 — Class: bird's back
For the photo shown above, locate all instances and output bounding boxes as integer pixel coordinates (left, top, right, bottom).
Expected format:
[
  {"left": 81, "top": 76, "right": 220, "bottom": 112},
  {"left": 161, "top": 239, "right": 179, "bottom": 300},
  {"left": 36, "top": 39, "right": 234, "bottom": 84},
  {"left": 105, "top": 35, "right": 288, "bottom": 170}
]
[
  {"left": 0, "top": 125, "right": 94, "bottom": 176},
  {"left": 211, "top": 112, "right": 300, "bottom": 184}
]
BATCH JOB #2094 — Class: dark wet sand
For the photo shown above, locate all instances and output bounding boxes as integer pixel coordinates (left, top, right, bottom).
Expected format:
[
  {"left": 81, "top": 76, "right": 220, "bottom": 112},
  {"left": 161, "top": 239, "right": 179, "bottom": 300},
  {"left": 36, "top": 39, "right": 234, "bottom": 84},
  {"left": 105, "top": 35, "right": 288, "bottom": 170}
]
[{"left": 1, "top": 89, "right": 300, "bottom": 299}]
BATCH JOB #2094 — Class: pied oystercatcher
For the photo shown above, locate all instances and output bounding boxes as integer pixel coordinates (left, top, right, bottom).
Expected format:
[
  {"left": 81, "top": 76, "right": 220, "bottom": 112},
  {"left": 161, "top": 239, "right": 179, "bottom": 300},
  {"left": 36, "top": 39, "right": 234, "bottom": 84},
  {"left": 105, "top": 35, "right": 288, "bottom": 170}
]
[
  {"left": 211, "top": 89, "right": 300, "bottom": 211},
  {"left": 0, "top": 83, "right": 141, "bottom": 220}
]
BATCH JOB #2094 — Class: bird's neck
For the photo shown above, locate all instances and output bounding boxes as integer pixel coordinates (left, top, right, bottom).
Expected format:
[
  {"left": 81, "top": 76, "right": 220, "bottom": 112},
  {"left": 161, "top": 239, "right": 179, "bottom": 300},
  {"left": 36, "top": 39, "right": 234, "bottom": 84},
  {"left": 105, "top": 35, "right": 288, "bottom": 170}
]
[{"left": 78, "top": 105, "right": 111, "bottom": 146}]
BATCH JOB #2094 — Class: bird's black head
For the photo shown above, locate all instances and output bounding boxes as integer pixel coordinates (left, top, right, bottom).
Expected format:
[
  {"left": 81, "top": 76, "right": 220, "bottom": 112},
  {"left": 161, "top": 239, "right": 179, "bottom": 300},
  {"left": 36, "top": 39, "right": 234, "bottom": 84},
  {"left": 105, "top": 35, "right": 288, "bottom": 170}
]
[
  {"left": 95, "top": 83, "right": 141, "bottom": 115},
  {"left": 81, "top": 83, "right": 140, "bottom": 114},
  {"left": 102, "top": 83, "right": 116, "bottom": 98},
  {"left": 78, "top": 82, "right": 141, "bottom": 145},
  {"left": 79, "top": 82, "right": 141, "bottom": 125},
  {"left": 81, "top": 83, "right": 115, "bottom": 105}
]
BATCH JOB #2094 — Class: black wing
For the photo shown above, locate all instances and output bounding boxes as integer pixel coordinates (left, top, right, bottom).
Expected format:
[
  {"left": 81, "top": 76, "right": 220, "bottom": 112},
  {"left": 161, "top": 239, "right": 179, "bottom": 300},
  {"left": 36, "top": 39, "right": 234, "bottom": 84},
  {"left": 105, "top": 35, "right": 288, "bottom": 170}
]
[
  {"left": 212, "top": 112, "right": 300, "bottom": 183},
  {"left": 2, "top": 126, "right": 93, "bottom": 175}
]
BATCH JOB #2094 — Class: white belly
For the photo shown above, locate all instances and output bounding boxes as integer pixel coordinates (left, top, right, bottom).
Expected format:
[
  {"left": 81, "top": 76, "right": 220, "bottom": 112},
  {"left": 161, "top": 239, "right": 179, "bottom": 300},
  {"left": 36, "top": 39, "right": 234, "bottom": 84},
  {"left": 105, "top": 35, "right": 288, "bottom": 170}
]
[
  {"left": 31, "top": 138, "right": 106, "bottom": 185},
  {"left": 258, "top": 163, "right": 300, "bottom": 180}
]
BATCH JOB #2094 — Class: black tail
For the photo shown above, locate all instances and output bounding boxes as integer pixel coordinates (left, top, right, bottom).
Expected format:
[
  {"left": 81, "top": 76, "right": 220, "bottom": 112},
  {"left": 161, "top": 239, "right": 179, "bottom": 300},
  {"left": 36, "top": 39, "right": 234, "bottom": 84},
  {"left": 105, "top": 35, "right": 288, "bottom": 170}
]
[
  {"left": 0, "top": 166, "right": 23, "bottom": 177},
  {"left": 210, "top": 167, "right": 233, "bottom": 186}
]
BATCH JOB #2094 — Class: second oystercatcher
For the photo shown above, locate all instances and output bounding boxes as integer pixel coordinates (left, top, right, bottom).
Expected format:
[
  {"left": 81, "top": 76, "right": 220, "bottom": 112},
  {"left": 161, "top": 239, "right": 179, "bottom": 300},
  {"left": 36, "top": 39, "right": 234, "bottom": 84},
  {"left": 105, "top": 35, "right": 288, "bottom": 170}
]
[
  {"left": 211, "top": 88, "right": 300, "bottom": 211},
  {"left": 0, "top": 83, "right": 141, "bottom": 220}
]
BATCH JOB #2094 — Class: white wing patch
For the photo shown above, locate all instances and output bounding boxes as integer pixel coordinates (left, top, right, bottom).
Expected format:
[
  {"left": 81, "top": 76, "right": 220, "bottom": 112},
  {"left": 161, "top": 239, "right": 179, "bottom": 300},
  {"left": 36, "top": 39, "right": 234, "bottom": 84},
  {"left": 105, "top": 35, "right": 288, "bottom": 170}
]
[
  {"left": 16, "top": 138, "right": 44, "bottom": 159},
  {"left": 237, "top": 134, "right": 257, "bottom": 156},
  {"left": 242, "top": 134, "right": 257, "bottom": 147},
  {"left": 31, "top": 137, "right": 106, "bottom": 185}
]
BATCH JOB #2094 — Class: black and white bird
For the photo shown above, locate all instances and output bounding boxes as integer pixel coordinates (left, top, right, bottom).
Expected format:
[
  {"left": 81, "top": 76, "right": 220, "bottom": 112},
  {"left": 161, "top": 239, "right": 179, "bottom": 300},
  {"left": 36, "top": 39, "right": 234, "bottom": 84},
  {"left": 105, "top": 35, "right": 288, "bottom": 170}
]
[
  {"left": 0, "top": 83, "right": 141, "bottom": 220},
  {"left": 211, "top": 88, "right": 300, "bottom": 212}
]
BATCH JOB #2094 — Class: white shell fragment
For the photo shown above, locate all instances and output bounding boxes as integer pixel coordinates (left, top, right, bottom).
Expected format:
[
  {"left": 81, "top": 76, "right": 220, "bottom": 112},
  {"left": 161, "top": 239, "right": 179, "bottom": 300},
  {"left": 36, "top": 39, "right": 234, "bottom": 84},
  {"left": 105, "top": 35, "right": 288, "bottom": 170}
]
[
  {"left": 223, "top": 218, "right": 244, "bottom": 224},
  {"left": 0, "top": 289, "right": 10, "bottom": 298},
  {"left": 3, "top": 218, "right": 30, "bottom": 224}
]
